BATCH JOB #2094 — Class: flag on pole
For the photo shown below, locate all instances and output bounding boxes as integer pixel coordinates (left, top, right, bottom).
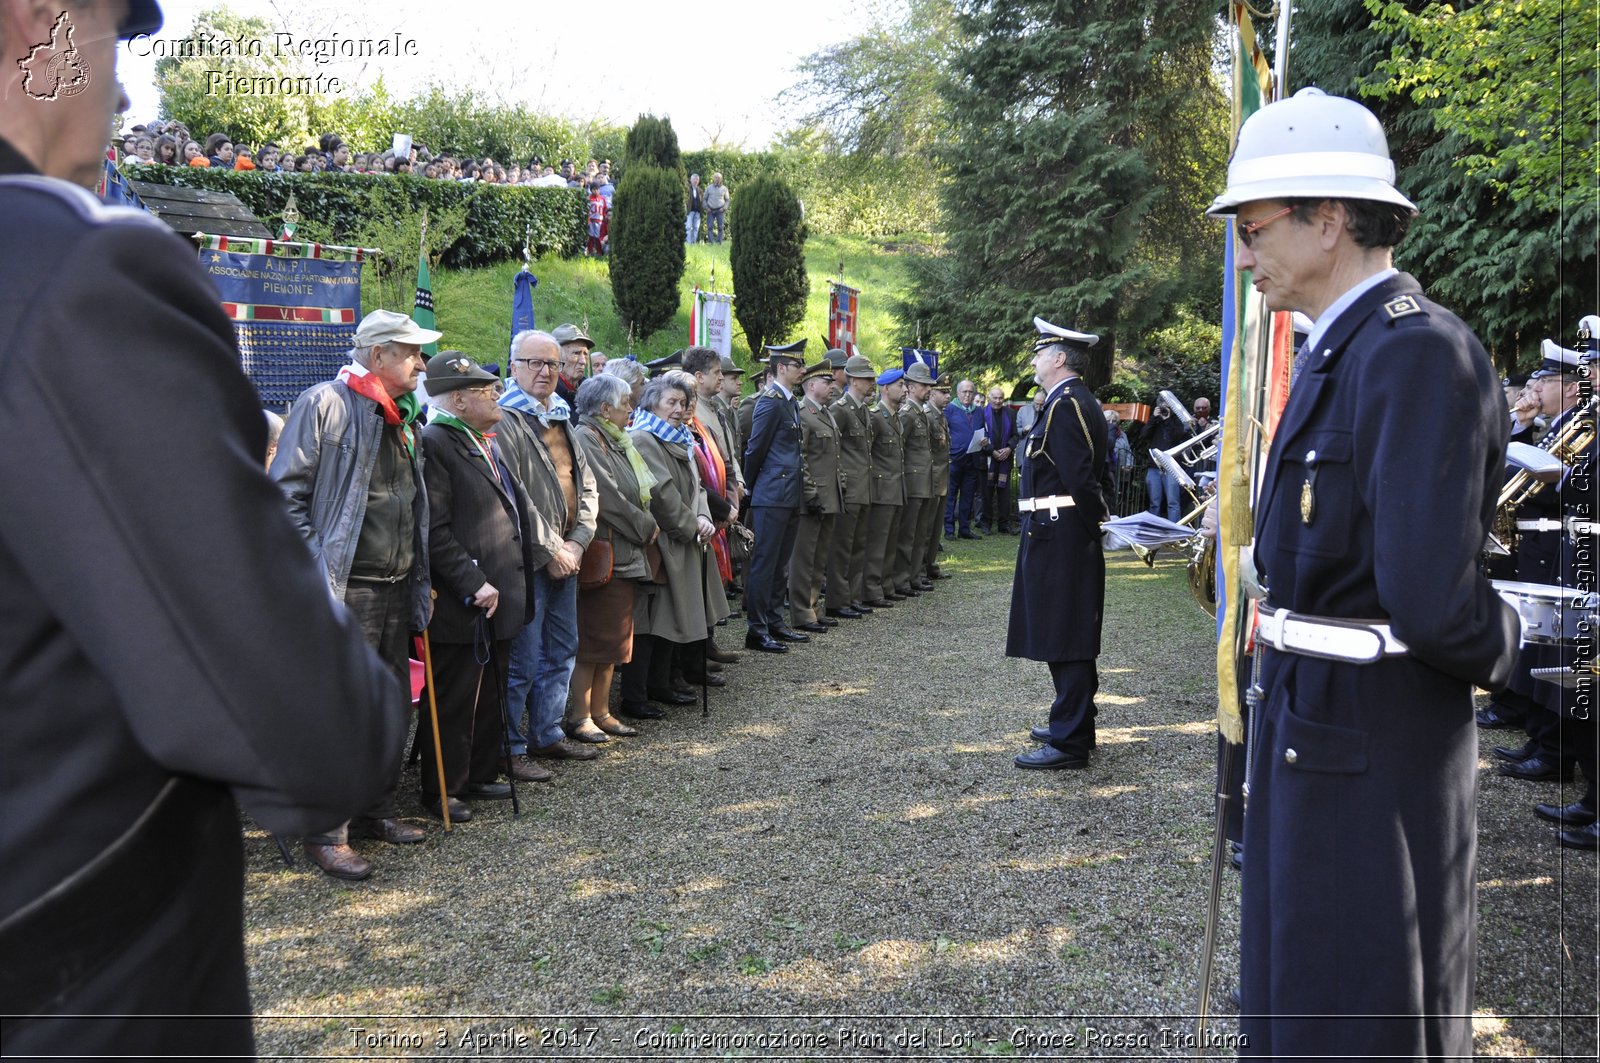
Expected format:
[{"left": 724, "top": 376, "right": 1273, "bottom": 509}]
[
  {"left": 901, "top": 347, "right": 940, "bottom": 378},
  {"left": 511, "top": 270, "right": 538, "bottom": 358},
  {"left": 827, "top": 282, "right": 860, "bottom": 358},
  {"left": 691, "top": 289, "right": 735, "bottom": 358},
  {"left": 413, "top": 247, "right": 438, "bottom": 357}
]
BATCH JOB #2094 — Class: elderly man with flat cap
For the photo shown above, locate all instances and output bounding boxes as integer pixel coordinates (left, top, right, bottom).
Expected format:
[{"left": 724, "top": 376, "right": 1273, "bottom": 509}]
[
  {"left": 552, "top": 322, "right": 594, "bottom": 405},
  {"left": 827, "top": 355, "right": 879, "bottom": 617},
  {"left": 420, "top": 353, "right": 542, "bottom": 819},
  {"left": 1008, "top": 318, "right": 1113, "bottom": 774},
  {"left": 274, "top": 308, "right": 442, "bottom": 878},
  {"left": 742, "top": 340, "right": 810, "bottom": 652},
  {"left": 1210, "top": 88, "right": 1517, "bottom": 1057},
  {"left": 1, "top": 0, "right": 404, "bottom": 1051}
]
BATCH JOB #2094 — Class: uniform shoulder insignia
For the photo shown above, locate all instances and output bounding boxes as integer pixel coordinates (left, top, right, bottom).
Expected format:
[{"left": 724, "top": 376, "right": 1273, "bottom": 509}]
[{"left": 1382, "top": 295, "right": 1423, "bottom": 320}]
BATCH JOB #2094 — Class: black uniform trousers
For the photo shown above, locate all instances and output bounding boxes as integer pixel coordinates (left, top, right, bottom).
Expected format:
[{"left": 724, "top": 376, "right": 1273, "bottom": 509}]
[
  {"left": 421, "top": 639, "right": 511, "bottom": 798},
  {"left": 1044, "top": 661, "right": 1098, "bottom": 757}
]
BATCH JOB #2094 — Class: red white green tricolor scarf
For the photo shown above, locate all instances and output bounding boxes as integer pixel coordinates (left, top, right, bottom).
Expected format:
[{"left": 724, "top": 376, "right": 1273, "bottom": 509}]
[{"left": 338, "top": 362, "right": 421, "bottom": 458}]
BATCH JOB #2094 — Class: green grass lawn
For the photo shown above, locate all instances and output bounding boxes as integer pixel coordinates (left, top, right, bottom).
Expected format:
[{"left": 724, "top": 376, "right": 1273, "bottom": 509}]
[{"left": 432, "top": 233, "right": 925, "bottom": 376}]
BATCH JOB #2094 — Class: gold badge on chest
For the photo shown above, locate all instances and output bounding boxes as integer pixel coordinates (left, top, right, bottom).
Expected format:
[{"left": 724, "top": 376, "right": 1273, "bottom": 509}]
[{"left": 1300, "top": 447, "right": 1318, "bottom": 525}]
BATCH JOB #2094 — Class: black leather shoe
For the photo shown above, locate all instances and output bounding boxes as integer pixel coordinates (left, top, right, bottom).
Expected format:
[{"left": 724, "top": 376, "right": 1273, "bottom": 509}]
[
  {"left": 744, "top": 631, "right": 789, "bottom": 653},
  {"left": 1497, "top": 755, "right": 1575, "bottom": 781},
  {"left": 827, "top": 608, "right": 863, "bottom": 620},
  {"left": 1029, "top": 725, "right": 1052, "bottom": 743},
  {"left": 865, "top": 598, "right": 894, "bottom": 608},
  {"left": 797, "top": 621, "right": 828, "bottom": 633},
  {"left": 1014, "top": 745, "right": 1089, "bottom": 770},
  {"left": 1492, "top": 741, "right": 1535, "bottom": 763},
  {"left": 773, "top": 626, "right": 811, "bottom": 642},
  {"left": 851, "top": 602, "right": 874, "bottom": 614},
  {"left": 464, "top": 781, "right": 512, "bottom": 800},
  {"left": 1476, "top": 704, "right": 1523, "bottom": 729},
  {"left": 897, "top": 587, "right": 921, "bottom": 598},
  {"left": 818, "top": 616, "right": 840, "bottom": 627},
  {"left": 885, "top": 592, "right": 907, "bottom": 602},
  {"left": 350, "top": 817, "right": 426, "bottom": 844},
  {"left": 1558, "top": 822, "right": 1600, "bottom": 850},
  {"left": 958, "top": 530, "right": 981, "bottom": 540},
  {"left": 648, "top": 688, "right": 698, "bottom": 705},
  {"left": 1230, "top": 841, "right": 1243, "bottom": 872},
  {"left": 619, "top": 702, "right": 666, "bottom": 719},
  {"left": 422, "top": 796, "right": 473, "bottom": 822},
  {"left": 1535, "top": 800, "right": 1599, "bottom": 827},
  {"left": 931, "top": 571, "right": 952, "bottom": 580},
  {"left": 915, "top": 579, "right": 935, "bottom": 591},
  {"left": 682, "top": 672, "right": 727, "bottom": 687}
]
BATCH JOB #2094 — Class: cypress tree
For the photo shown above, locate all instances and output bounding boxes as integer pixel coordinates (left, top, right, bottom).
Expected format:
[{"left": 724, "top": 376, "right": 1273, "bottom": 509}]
[
  {"left": 610, "top": 163, "right": 686, "bottom": 339},
  {"left": 610, "top": 114, "right": 687, "bottom": 340},
  {"left": 902, "top": 0, "right": 1225, "bottom": 386},
  {"left": 730, "top": 175, "right": 809, "bottom": 358}
]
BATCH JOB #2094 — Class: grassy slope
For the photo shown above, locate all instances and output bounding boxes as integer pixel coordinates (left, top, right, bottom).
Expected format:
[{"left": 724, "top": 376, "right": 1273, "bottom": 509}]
[{"left": 433, "top": 234, "right": 919, "bottom": 377}]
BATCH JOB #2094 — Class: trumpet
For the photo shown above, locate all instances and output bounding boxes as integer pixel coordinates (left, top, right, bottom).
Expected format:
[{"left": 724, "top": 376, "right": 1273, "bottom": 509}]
[
  {"left": 1158, "top": 389, "right": 1194, "bottom": 430},
  {"left": 1151, "top": 422, "right": 1222, "bottom": 501},
  {"left": 1496, "top": 396, "right": 1596, "bottom": 533}
]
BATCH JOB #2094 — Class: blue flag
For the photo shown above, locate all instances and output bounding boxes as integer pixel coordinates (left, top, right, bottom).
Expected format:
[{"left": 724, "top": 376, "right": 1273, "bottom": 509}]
[
  {"left": 511, "top": 270, "right": 538, "bottom": 359},
  {"left": 901, "top": 347, "right": 939, "bottom": 378}
]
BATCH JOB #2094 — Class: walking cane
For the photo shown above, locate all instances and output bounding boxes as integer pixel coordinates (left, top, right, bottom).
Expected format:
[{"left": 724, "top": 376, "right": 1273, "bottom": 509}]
[
  {"left": 420, "top": 620, "right": 452, "bottom": 832},
  {"left": 271, "top": 834, "right": 296, "bottom": 867},
  {"left": 700, "top": 537, "right": 712, "bottom": 720},
  {"left": 475, "top": 608, "right": 521, "bottom": 817}
]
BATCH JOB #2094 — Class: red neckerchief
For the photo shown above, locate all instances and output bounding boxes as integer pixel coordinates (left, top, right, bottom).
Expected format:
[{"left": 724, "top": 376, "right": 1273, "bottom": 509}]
[{"left": 337, "top": 364, "right": 416, "bottom": 457}]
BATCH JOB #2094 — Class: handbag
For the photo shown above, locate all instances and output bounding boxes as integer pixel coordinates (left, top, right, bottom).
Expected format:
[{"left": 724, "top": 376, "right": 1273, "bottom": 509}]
[
  {"left": 578, "top": 534, "right": 614, "bottom": 590},
  {"left": 644, "top": 540, "right": 669, "bottom": 585},
  {"left": 727, "top": 521, "right": 754, "bottom": 563}
]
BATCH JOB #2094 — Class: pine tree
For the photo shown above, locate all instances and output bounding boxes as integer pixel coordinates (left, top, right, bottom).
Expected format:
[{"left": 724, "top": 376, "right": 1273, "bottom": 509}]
[
  {"left": 609, "top": 115, "right": 687, "bottom": 340},
  {"left": 902, "top": 0, "right": 1226, "bottom": 386},
  {"left": 730, "top": 175, "right": 809, "bottom": 358}
]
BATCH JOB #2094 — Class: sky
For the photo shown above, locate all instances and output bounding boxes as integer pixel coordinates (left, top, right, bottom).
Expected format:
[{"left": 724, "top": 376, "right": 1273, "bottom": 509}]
[{"left": 118, "top": 0, "right": 881, "bottom": 150}]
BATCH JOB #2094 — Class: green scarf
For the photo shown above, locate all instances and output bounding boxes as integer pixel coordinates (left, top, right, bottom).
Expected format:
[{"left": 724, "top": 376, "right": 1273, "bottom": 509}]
[{"left": 597, "top": 415, "right": 655, "bottom": 506}]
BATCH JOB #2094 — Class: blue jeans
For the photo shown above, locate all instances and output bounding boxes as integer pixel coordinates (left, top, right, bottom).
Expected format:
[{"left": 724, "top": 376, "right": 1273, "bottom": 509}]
[
  {"left": 945, "top": 454, "right": 982, "bottom": 533},
  {"left": 706, "top": 208, "right": 726, "bottom": 243},
  {"left": 505, "top": 569, "right": 579, "bottom": 753},
  {"left": 1145, "top": 467, "right": 1183, "bottom": 522},
  {"left": 686, "top": 211, "right": 702, "bottom": 243}
]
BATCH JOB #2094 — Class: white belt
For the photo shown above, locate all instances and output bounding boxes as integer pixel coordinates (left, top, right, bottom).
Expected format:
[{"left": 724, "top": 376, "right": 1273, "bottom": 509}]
[
  {"left": 1518, "top": 517, "right": 1600, "bottom": 536},
  {"left": 1018, "top": 494, "right": 1076, "bottom": 519},
  {"left": 1256, "top": 607, "right": 1409, "bottom": 664}
]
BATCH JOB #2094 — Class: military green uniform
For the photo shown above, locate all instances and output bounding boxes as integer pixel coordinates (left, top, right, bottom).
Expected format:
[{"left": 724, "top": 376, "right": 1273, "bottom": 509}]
[
  {"left": 828, "top": 390, "right": 874, "bottom": 611},
  {"left": 895, "top": 398, "right": 935, "bottom": 593},
  {"left": 863, "top": 400, "right": 906, "bottom": 603},
  {"left": 790, "top": 395, "right": 844, "bottom": 625},
  {"left": 925, "top": 398, "right": 951, "bottom": 578}
]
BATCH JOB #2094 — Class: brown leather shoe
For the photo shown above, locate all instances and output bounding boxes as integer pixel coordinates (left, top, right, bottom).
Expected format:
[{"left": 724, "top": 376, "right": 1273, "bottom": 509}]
[
  {"left": 350, "top": 817, "right": 426, "bottom": 844},
  {"left": 536, "top": 737, "right": 600, "bottom": 761},
  {"left": 706, "top": 644, "right": 742, "bottom": 664},
  {"left": 499, "top": 755, "right": 554, "bottom": 782},
  {"left": 593, "top": 714, "right": 640, "bottom": 737},
  {"left": 303, "top": 842, "right": 373, "bottom": 881}
]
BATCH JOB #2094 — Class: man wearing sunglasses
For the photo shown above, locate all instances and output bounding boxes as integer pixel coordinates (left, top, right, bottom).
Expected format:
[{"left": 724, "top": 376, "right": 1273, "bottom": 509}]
[{"left": 1210, "top": 89, "right": 1519, "bottom": 1058}]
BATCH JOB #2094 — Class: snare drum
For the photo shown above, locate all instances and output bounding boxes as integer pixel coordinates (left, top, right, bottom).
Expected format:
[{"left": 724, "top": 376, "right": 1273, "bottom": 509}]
[{"left": 1492, "top": 580, "right": 1597, "bottom": 645}]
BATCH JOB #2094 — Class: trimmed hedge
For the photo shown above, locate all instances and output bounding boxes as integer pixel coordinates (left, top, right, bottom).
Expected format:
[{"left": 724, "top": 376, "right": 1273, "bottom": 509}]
[{"left": 122, "top": 164, "right": 585, "bottom": 267}]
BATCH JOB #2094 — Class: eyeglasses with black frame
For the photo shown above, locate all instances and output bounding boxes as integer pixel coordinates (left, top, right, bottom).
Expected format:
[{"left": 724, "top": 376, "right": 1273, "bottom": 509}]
[{"left": 512, "top": 357, "right": 560, "bottom": 373}]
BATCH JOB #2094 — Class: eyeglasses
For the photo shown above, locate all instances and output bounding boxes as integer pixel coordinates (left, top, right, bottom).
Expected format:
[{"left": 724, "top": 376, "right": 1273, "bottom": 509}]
[
  {"left": 1237, "top": 206, "right": 1294, "bottom": 248},
  {"left": 512, "top": 357, "right": 560, "bottom": 373}
]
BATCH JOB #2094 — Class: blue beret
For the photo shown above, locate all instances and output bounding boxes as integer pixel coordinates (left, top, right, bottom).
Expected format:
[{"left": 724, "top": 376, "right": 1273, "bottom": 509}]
[{"left": 876, "top": 367, "right": 904, "bottom": 386}]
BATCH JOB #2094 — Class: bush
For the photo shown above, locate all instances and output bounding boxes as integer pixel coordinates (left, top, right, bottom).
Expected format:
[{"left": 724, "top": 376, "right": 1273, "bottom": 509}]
[
  {"left": 610, "top": 163, "right": 687, "bottom": 340},
  {"left": 121, "top": 165, "right": 585, "bottom": 266}
]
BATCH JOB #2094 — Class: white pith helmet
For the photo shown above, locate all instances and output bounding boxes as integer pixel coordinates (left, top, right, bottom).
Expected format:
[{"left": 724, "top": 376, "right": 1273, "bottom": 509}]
[{"left": 1207, "top": 87, "right": 1417, "bottom": 217}]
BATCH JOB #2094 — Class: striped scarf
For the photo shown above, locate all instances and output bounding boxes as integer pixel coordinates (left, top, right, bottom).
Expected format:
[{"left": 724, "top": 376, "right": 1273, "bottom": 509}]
[
  {"left": 499, "top": 379, "right": 570, "bottom": 424},
  {"left": 630, "top": 408, "right": 693, "bottom": 447}
]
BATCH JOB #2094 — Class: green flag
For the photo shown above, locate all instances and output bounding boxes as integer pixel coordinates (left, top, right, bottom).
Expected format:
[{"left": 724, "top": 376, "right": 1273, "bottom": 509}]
[{"left": 413, "top": 249, "right": 438, "bottom": 356}]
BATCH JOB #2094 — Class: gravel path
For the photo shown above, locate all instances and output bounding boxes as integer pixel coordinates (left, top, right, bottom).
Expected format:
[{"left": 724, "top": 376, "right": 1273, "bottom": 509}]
[{"left": 244, "top": 536, "right": 1598, "bottom": 1059}]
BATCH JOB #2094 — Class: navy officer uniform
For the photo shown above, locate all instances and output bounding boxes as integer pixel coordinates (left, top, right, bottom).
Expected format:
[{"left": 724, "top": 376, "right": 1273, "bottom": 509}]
[
  {"left": 1007, "top": 318, "right": 1114, "bottom": 770},
  {"left": 741, "top": 340, "right": 809, "bottom": 652},
  {"left": 1209, "top": 88, "right": 1518, "bottom": 1058}
]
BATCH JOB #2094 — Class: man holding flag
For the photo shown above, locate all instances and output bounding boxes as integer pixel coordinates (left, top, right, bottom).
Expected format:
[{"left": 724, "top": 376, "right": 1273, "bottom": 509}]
[{"left": 1209, "top": 88, "right": 1518, "bottom": 1056}]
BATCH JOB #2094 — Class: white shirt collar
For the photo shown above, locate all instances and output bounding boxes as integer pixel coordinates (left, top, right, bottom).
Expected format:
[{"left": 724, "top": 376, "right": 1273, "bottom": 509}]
[{"left": 1304, "top": 267, "right": 1399, "bottom": 356}]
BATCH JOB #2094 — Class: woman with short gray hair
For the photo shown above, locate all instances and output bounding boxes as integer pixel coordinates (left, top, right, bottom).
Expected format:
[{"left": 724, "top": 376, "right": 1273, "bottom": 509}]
[
  {"left": 618, "top": 371, "right": 724, "bottom": 716},
  {"left": 567, "top": 374, "right": 660, "bottom": 737},
  {"left": 602, "top": 357, "right": 647, "bottom": 404}
]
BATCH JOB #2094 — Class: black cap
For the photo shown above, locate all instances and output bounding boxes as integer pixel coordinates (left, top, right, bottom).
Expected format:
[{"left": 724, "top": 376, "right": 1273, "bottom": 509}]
[{"left": 423, "top": 352, "right": 498, "bottom": 394}]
